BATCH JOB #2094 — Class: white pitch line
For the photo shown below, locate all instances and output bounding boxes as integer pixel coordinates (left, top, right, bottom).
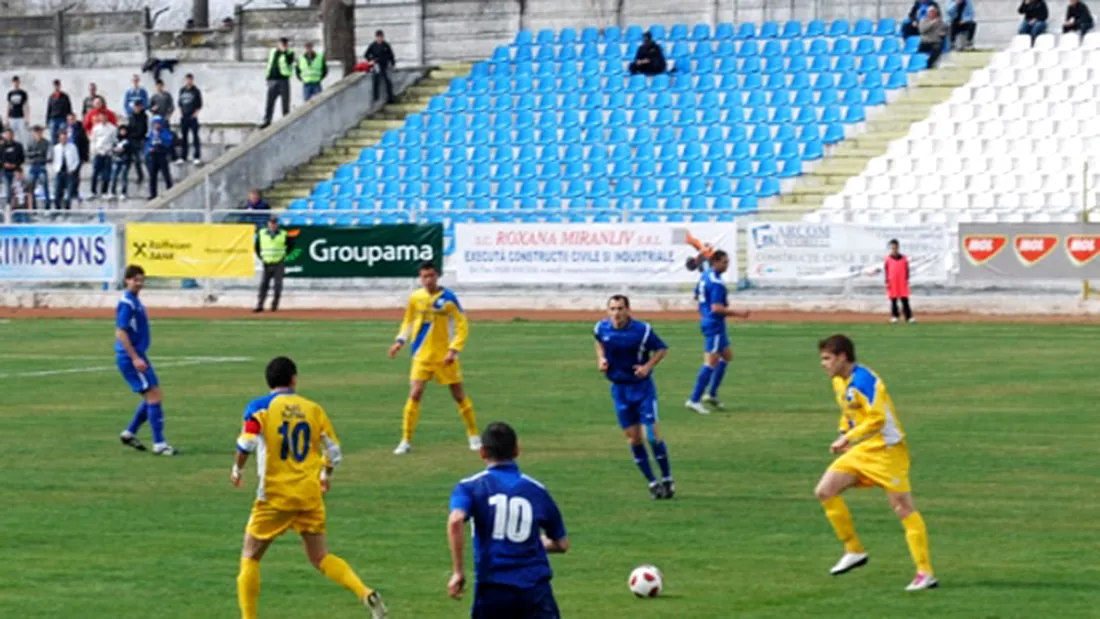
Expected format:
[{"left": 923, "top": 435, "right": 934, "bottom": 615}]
[{"left": 0, "top": 356, "right": 253, "bottom": 379}]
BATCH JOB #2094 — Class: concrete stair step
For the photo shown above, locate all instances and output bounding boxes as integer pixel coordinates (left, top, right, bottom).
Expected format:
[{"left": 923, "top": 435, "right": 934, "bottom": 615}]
[
  {"left": 335, "top": 137, "right": 379, "bottom": 149},
  {"left": 310, "top": 156, "right": 348, "bottom": 167}
]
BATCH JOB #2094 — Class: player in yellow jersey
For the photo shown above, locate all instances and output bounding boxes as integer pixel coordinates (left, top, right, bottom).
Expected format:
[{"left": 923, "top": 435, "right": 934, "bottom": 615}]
[
  {"left": 387, "top": 260, "right": 480, "bottom": 455},
  {"left": 231, "top": 356, "right": 388, "bottom": 618},
  {"left": 814, "top": 335, "right": 938, "bottom": 592}
]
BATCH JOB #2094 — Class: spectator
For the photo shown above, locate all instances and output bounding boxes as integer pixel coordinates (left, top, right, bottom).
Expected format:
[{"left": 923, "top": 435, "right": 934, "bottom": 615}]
[
  {"left": 1019, "top": 0, "right": 1050, "bottom": 44},
  {"left": 177, "top": 73, "right": 203, "bottom": 164},
  {"left": 0, "top": 128, "right": 25, "bottom": 204},
  {"left": 51, "top": 127, "right": 79, "bottom": 210},
  {"left": 82, "top": 96, "right": 119, "bottom": 134},
  {"left": 127, "top": 100, "right": 149, "bottom": 186},
  {"left": 8, "top": 166, "right": 30, "bottom": 221},
  {"left": 885, "top": 239, "right": 915, "bottom": 323},
  {"left": 365, "top": 30, "right": 396, "bottom": 104},
  {"left": 946, "top": 0, "right": 977, "bottom": 50},
  {"left": 254, "top": 216, "right": 293, "bottom": 313},
  {"left": 24, "top": 124, "right": 50, "bottom": 210},
  {"left": 81, "top": 82, "right": 101, "bottom": 117},
  {"left": 45, "top": 80, "right": 73, "bottom": 144},
  {"left": 7, "top": 76, "right": 29, "bottom": 145},
  {"left": 150, "top": 79, "right": 175, "bottom": 121},
  {"left": 122, "top": 75, "right": 149, "bottom": 119},
  {"left": 262, "top": 37, "right": 295, "bottom": 128},
  {"left": 902, "top": 0, "right": 941, "bottom": 37},
  {"left": 245, "top": 188, "right": 270, "bottom": 211},
  {"left": 919, "top": 7, "right": 950, "bottom": 67},
  {"left": 297, "top": 41, "right": 328, "bottom": 102},
  {"left": 146, "top": 115, "right": 173, "bottom": 199},
  {"left": 89, "top": 114, "right": 117, "bottom": 199},
  {"left": 629, "top": 32, "right": 667, "bottom": 75},
  {"left": 109, "top": 124, "right": 133, "bottom": 199},
  {"left": 1064, "top": 0, "right": 1094, "bottom": 36},
  {"left": 66, "top": 112, "right": 88, "bottom": 199}
]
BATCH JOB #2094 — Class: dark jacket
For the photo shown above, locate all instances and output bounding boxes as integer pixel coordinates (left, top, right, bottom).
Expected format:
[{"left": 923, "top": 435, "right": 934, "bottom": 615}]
[
  {"left": 46, "top": 91, "right": 73, "bottom": 121},
  {"left": 245, "top": 198, "right": 271, "bottom": 211},
  {"left": 634, "top": 41, "right": 667, "bottom": 72},
  {"left": 365, "top": 41, "right": 395, "bottom": 69},
  {"left": 150, "top": 91, "right": 174, "bottom": 118},
  {"left": 1020, "top": 0, "right": 1049, "bottom": 21},
  {"left": 127, "top": 110, "right": 149, "bottom": 145},
  {"left": 1068, "top": 1, "right": 1094, "bottom": 28},
  {"left": 111, "top": 134, "right": 133, "bottom": 163},
  {"left": 69, "top": 122, "right": 89, "bottom": 162},
  {"left": 81, "top": 94, "right": 99, "bottom": 116},
  {"left": 25, "top": 137, "right": 50, "bottom": 165},
  {"left": 908, "top": 0, "right": 941, "bottom": 21},
  {"left": 0, "top": 140, "right": 25, "bottom": 168},
  {"left": 178, "top": 85, "right": 203, "bottom": 116},
  {"left": 266, "top": 49, "right": 295, "bottom": 81},
  {"left": 145, "top": 116, "right": 173, "bottom": 156}
]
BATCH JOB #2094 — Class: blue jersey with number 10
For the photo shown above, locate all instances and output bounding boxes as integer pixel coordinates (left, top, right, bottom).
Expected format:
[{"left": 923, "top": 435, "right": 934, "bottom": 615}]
[
  {"left": 450, "top": 462, "right": 566, "bottom": 589},
  {"left": 696, "top": 270, "right": 728, "bottom": 334}
]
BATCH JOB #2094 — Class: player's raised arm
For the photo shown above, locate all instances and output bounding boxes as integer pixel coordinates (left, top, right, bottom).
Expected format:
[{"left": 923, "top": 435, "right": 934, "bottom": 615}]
[{"left": 389, "top": 296, "right": 416, "bottom": 358}]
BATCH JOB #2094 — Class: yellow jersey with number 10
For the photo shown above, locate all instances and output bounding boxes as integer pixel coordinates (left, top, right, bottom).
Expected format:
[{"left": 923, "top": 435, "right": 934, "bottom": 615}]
[
  {"left": 396, "top": 287, "right": 468, "bottom": 364},
  {"left": 831, "top": 364, "right": 906, "bottom": 452}
]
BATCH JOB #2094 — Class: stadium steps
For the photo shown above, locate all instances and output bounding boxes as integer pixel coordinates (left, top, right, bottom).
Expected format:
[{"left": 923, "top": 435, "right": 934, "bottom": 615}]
[
  {"left": 777, "top": 51, "right": 995, "bottom": 217},
  {"left": 266, "top": 63, "right": 472, "bottom": 207}
]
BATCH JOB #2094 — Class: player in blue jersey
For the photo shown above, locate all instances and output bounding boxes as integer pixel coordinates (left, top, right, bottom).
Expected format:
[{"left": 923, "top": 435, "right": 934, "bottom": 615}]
[
  {"left": 594, "top": 294, "right": 674, "bottom": 499},
  {"left": 686, "top": 250, "right": 749, "bottom": 415},
  {"left": 448, "top": 422, "right": 569, "bottom": 618},
  {"left": 115, "top": 265, "right": 177, "bottom": 456}
]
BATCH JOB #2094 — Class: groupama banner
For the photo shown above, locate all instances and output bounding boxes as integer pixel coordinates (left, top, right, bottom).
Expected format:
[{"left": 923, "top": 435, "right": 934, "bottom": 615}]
[
  {"left": 957, "top": 223, "right": 1100, "bottom": 280},
  {"left": 283, "top": 224, "right": 444, "bottom": 278},
  {"left": 0, "top": 224, "right": 116, "bottom": 281}
]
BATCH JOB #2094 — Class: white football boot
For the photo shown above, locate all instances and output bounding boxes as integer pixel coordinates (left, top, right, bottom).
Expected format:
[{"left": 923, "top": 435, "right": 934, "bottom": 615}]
[
  {"left": 684, "top": 400, "right": 711, "bottom": 415},
  {"left": 905, "top": 573, "right": 939, "bottom": 591},
  {"left": 468, "top": 435, "right": 482, "bottom": 451},
  {"left": 393, "top": 441, "right": 412, "bottom": 455},
  {"left": 363, "top": 590, "right": 388, "bottom": 618},
  {"left": 829, "top": 552, "right": 869, "bottom": 575}
]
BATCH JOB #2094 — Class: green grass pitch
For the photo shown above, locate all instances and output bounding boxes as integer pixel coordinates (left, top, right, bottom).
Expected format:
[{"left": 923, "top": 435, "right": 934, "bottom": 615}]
[{"left": 2, "top": 317, "right": 1100, "bottom": 618}]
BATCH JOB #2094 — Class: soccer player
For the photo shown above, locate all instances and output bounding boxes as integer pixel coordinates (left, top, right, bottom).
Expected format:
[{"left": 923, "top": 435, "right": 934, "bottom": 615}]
[
  {"left": 885, "top": 239, "right": 915, "bottom": 324},
  {"left": 814, "top": 335, "right": 937, "bottom": 592},
  {"left": 594, "top": 294, "right": 674, "bottom": 499},
  {"left": 115, "top": 264, "right": 177, "bottom": 455},
  {"left": 232, "top": 356, "right": 388, "bottom": 618},
  {"left": 447, "top": 422, "right": 569, "bottom": 618},
  {"left": 685, "top": 250, "right": 749, "bottom": 414},
  {"left": 388, "top": 261, "right": 480, "bottom": 455}
]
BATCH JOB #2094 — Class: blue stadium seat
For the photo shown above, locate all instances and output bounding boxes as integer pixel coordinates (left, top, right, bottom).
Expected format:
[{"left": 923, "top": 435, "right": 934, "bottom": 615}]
[
  {"left": 886, "top": 70, "right": 908, "bottom": 89},
  {"left": 829, "top": 19, "right": 849, "bottom": 36},
  {"left": 866, "top": 87, "right": 887, "bottom": 106},
  {"left": 691, "top": 23, "right": 710, "bottom": 40},
  {"left": 581, "top": 26, "right": 600, "bottom": 42},
  {"left": 907, "top": 53, "right": 928, "bottom": 72},
  {"left": 648, "top": 24, "right": 666, "bottom": 40},
  {"left": 806, "top": 19, "right": 826, "bottom": 37},
  {"left": 904, "top": 36, "right": 920, "bottom": 53},
  {"left": 737, "top": 40, "right": 759, "bottom": 57},
  {"left": 781, "top": 20, "right": 802, "bottom": 38},
  {"left": 759, "top": 21, "right": 779, "bottom": 38},
  {"left": 853, "top": 19, "right": 874, "bottom": 36},
  {"left": 733, "top": 178, "right": 755, "bottom": 198},
  {"left": 715, "top": 23, "right": 735, "bottom": 39},
  {"left": 670, "top": 23, "right": 689, "bottom": 40},
  {"left": 879, "top": 37, "right": 900, "bottom": 55},
  {"left": 822, "top": 123, "right": 845, "bottom": 144},
  {"left": 625, "top": 24, "right": 644, "bottom": 41},
  {"left": 785, "top": 39, "right": 806, "bottom": 58},
  {"left": 810, "top": 54, "right": 831, "bottom": 72},
  {"left": 603, "top": 25, "right": 621, "bottom": 41},
  {"left": 832, "top": 38, "right": 853, "bottom": 56},
  {"left": 876, "top": 18, "right": 897, "bottom": 36},
  {"left": 758, "top": 178, "right": 780, "bottom": 197},
  {"left": 737, "top": 23, "right": 756, "bottom": 39},
  {"left": 560, "top": 28, "right": 578, "bottom": 44},
  {"left": 844, "top": 105, "right": 866, "bottom": 123}
]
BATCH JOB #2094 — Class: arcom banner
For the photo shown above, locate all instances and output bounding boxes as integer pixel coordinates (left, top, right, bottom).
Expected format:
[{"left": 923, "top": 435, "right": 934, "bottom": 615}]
[
  {"left": 283, "top": 224, "right": 444, "bottom": 278},
  {"left": 0, "top": 224, "right": 117, "bottom": 282},
  {"left": 451, "top": 222, "right": 738, "bottom": 284},
  {"left": 125, "top": 223, "right": 255, "bottom": 278},
  {"left": 746, "top": 221, "right": 950, "bottom": 283},
  {"left": 957, "top": 223, "right": 1100, "bottom": 280}
]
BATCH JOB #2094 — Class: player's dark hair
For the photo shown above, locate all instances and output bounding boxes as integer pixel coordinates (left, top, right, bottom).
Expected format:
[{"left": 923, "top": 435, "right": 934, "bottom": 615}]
[
  {"left": 607, "top": 294, "right": 630, "bottom": 308},
  {"left": 888, "top": 239, "right": 900, "bottom": 247},
  {"left": 123, "top": 264, "right": 145, "bottom": 280},
  {"left": 711, "top": 249, "right": 729, "bottom": 262},
  {"left": 265, "top": 356, "right": 298, "bottom": 389},
  {"left": 418, "top": 260, "right": 438, "bottom": 274},
  {"left": 818, "top": 334, "right": 857, "bottom": 363},
  {"left": 481, "top": 422, "right": 518, "bottom": 460}
]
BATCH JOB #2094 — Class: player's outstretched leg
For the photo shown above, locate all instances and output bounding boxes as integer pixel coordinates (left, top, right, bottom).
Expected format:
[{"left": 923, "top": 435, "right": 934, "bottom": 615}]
[
  {"left": 891, "top": 493, "right": 937, "bottom": 591},
  {"left": 704, "top": 347, "right": 733, "bottom": 410},
  {"left": 237, "top": 557, "right": 261, "bottom": 619},
  {"left": 816, "top": 472, "right": 867, "bottom": 576},
  {"left": 449, "top": 383, "right": 481, "bottom": 451},
  {"left": 305, "top": 534, "right": 388, "bottom": 618},
  {"left": 396, "top": 381, "right": 425, "bottom": 455},
  {"left": 685, "top": 361, "right": 715, "bottom": 415},
  {"left": 625, "top": 425, "right": 663, "bottom": 498},
  {"left": 120, "top": 401, "right": 148, "bottom": 451},
  {"left": 144, "top": 387, "right": 176, "bottom": 456}
]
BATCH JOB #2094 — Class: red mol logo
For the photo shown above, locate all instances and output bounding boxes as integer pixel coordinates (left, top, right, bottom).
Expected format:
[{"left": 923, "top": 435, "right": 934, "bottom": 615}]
[
  {"left": 962, "top": 235, "right": 1006, "bottom": 265},
  {"left": 1065, "top": 235, "right": 1100, "bottom": 266},
  {"left": 1013, "top": 235, "right": 1058, "bottom": 266}
]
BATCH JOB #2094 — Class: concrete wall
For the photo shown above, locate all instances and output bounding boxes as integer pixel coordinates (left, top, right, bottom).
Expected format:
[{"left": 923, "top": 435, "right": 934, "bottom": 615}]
[{"left": 151, "top": 68, "right": 423, "bottom": 214}]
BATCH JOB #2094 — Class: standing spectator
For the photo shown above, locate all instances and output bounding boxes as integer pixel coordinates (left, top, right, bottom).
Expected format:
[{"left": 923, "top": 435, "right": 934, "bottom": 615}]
[
  {"left": 109, "top": 124, "right": 133, "bottom": 199},
  {"left": 145, "top": 115, "right": 173, "bottom": 199},
  {"left": 150, "top": 79, "right": 175, "bottom": 121},
  {"left": 122, "top": 75, "right": 149, "bottom": 119},
  {"left": 89, "top": 114, "right": 117, "bottom": 199},
  {"left": 8, "top": 166, "right": 31, "bottom": 221},
  {"left": 7, "top": 76, "right": 29, "bottom": 145},
  {"left": 902, "top": 0, "right": 941, "bottom": 37},
  {"left": 66, "top": 112, "right": 89, "bottom": 200},
  {"left": 177, "top": 73, "right": 203, "bottom": 164},
  {"left": 885, "top": 239, "right": 915, "bottom": 323},
  {"left": 127, "top": 100, "right": 149, "bottom": 186},
  {"left": 254, "top": 216, "right": 293, "bottom": 313},
  {"left": 82, "top": 96, "right": 118, "bottom": 134},
  {"left": 1064, "top": 0, "right": 1094, "bottom": 36},
  {"left": 82, "top": 82, "right": 101, "bottom": 117},
  {"left": 629, "top": 32, "right": 667, "bottom": 75},
  {"left": 24, "top": 125, "right": 50, "bottom": 210},
  {"left": 296, "top": 41, "right": 328, "bottom": 102},
  {"left": 51, "top": 127, "right": 79, "bottom": 210},
  {"left": 946, "top": 0, "right": 977, "bottom": 49},
  {"left": 243, "top": 188, "right": 271, "bottom": 227},
  {"left": 1018, "top": 0, "right": 1050, "bottom": 44},
  {"left": 262, "top": 37, "right": 295, "bottom": 128},
  {"left": 918, "top": 7, "right": 950, "bottom": 67},
  {"left": 0, "top": 129, "right": 25, "bottom": 204},
  {"left": 45, "top": 80, "right": 73, "bottom": 144},
  {"left": 365, "top": 30, "right": 396, "bottom": 104}
]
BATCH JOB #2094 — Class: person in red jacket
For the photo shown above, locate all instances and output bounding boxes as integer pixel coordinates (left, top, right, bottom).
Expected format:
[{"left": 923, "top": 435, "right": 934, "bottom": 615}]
[{"left": 885, "top": 239, "right": 915, "bottom": 323}]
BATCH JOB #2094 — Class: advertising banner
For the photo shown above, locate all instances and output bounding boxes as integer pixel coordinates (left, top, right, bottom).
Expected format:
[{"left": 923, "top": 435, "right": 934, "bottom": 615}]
[
  {"left": 283, "top": 224, "right": 444, "bottom": 278},
  {"left": 957, "top": 223, "right": 1100, "bottom": 280},
  {"left": 746, "top": 222, "right": 949, "bottom": 283},
  {"left": 0, "top": 224, "right": 116, "bottom": 281},
  {"left": 125, "top": 223, "right": 255, "bottom": 278},
  {"left": 452, "top": 223, "right": 738, "bottom": 284}
]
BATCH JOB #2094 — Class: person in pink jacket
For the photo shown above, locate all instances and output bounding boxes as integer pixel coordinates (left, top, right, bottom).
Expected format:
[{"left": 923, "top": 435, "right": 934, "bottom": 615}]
[{"left": 885, "top": 239, "right": 915, "bottom": 323}]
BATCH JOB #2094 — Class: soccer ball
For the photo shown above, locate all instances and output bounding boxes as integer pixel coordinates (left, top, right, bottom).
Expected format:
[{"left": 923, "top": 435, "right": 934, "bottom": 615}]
[{"left": 628, "top": 565, "right": 663, "bottom": 598}]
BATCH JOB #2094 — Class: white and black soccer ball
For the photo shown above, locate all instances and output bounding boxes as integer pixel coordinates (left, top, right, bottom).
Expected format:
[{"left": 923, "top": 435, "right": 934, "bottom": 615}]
[{"left": 628, "top": 564, "right": 663, "bottom": 598}]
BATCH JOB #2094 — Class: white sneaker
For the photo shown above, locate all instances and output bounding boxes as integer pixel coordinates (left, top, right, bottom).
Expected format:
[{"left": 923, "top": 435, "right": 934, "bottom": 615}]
[
  {"left": 363, "top": 590, "right": 388, "bottom": 618},
  {"left": 152, "top": 443, "right": 178, "bottom": 456},
  {"left": 890, "top": 317, "right": 899, "bottom": 324},
  {"left": 907, "top": 317, "right": 917, "bottom": 324},
  {"left": 393, "top": 441, "right": 412, "bottom": 455},
  {"left": 905, "top": 573, "right": 939, "bottom": 591},
  {"left": 684, "top": 400, "right": 710, "bottom": 415},
  {"left": 192, "top": 158, "right": 202, "bottom": 165},
  {"left": 468, "top": 435, "right": 482, "bottom": 451},
  {"left": 829, "top": 552, "right": 869, "bottom": 575},
  {"left": 702, "top": 395, "right": 725, "bottom": 411}
]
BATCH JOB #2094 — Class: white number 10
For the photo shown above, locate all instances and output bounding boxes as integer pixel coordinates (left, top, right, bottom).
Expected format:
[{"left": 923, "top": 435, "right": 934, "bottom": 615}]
[{"left": 488, "top": 494, "right": 534, "bottom": 542}]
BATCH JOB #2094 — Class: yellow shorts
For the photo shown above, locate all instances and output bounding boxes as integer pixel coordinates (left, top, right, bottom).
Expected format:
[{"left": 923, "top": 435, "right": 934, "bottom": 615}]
[
  {"left": 828, "top": 444, "right": 911, "bottom": 493},
  {"left": 410, "top": 359, "right": 463, "bottom": 385},
  {"left": 245, "top": 500, "right": 326, "bottom": 540}
]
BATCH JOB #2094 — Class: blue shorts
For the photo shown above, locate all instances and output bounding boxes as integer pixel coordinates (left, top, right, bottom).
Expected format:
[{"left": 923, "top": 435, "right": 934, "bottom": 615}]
[
  {"left": 610, "top": 380, "right": 658, "bottom": 430},
  {"left": 117, "top": 354, "right": 159, "bottom": 394},
  {"left": 702, "top": 328, "right": 730, "bottom": 354},
  {"left": 472, "top": 581, "right": 559, "bottom": 619}
]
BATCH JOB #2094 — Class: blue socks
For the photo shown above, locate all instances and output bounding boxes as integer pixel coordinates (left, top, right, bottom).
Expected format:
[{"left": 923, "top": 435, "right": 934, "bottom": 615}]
[
  {"left": 690, "top": 365, "right": 715, "bottom": 403},
  {"left": 631, "top": 443, "right": 656, "bottom": 483},
  {"left": 709, "top": 359, "right": 728, "bottom": 398},
  {"left": 147, "top": 402, "right": 166, "bottom": 444},
  {"left": 126, "top": 401, "right": 148, "bottom": 435},
  {"left": 651, "top": 440, "right": 671, "bottom": 480}
]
